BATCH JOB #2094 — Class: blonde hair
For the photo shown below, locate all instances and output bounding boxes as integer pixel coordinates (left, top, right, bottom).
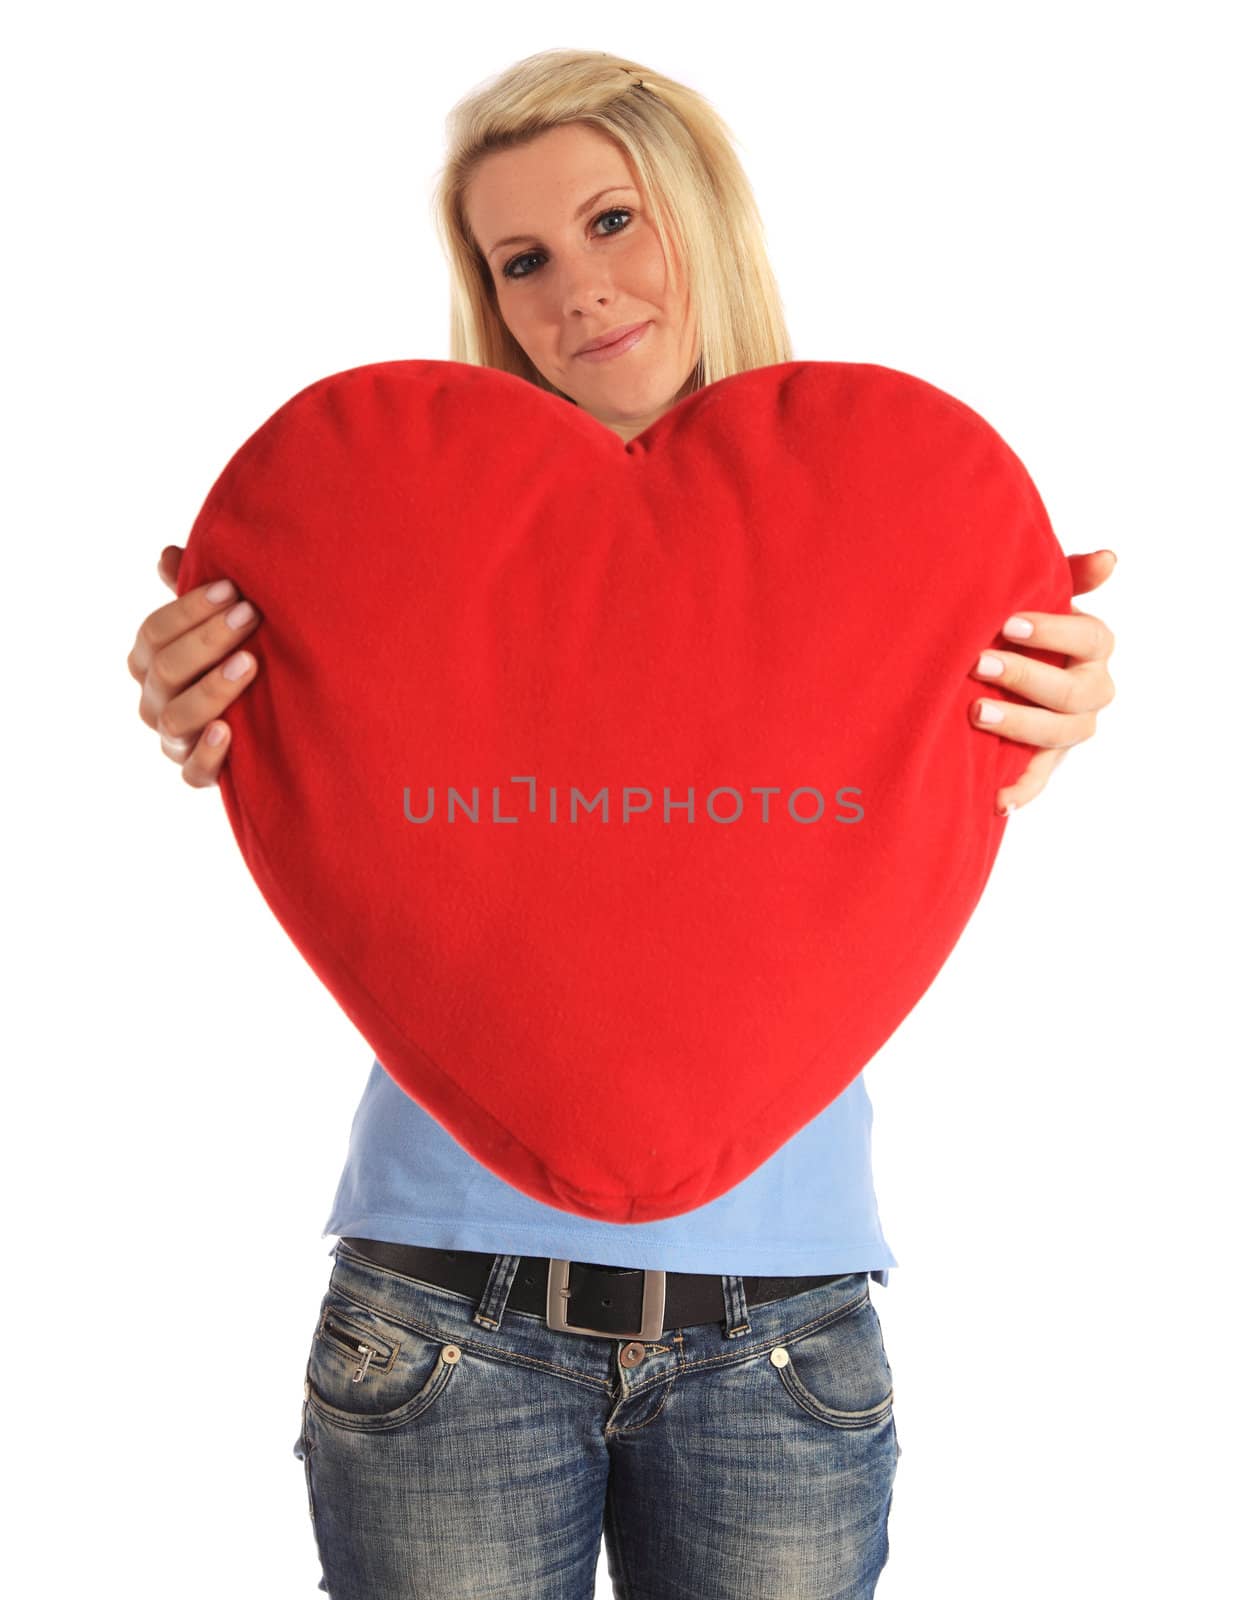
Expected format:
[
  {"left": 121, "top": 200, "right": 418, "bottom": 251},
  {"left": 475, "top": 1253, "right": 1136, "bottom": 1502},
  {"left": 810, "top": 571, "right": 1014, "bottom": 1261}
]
[{"left": 431, "top": 48, "right": 794, "bottom": 404}]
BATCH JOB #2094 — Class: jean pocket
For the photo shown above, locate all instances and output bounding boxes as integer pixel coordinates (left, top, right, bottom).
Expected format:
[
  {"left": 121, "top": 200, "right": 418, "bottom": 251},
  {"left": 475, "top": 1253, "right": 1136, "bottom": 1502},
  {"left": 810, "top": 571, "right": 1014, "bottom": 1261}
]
[
  {"left": 770, "top": 1288, "right": 896, "bottom": 1431},
  {"left": 292, "top": 1400, "right": 317, "bottom": 1522},
  {"left": 304, "top": 1288, "right": 463, "bottom": 1432}
]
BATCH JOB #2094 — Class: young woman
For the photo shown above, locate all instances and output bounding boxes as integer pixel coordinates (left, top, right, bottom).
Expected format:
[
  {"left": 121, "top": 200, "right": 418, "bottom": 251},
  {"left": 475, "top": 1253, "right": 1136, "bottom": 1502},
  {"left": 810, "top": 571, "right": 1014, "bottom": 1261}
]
[{"left": 127, "top": 49, "right": 1117, "bottom": 1600}]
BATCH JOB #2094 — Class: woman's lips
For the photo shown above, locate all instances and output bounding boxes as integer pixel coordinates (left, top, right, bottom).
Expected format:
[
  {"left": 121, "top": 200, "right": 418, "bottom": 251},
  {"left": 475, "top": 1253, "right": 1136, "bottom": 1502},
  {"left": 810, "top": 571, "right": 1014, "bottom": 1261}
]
[{"left": 576, "top": 321, "right": 651, "bottom": 362}]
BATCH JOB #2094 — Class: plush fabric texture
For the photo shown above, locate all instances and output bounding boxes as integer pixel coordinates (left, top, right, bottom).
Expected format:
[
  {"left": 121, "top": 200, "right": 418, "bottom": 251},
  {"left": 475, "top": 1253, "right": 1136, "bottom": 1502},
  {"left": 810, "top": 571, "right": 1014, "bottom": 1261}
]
[{"left": 178, "top": 358, "right": 1072, "bottom": 1224}]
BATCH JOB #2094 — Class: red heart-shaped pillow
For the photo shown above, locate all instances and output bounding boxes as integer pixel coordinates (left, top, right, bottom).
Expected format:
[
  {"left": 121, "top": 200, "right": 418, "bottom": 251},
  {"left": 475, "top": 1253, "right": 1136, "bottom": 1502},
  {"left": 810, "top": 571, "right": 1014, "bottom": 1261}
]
[{"left": 178, "top": 358, "right": 1071, "bottom": 1223}]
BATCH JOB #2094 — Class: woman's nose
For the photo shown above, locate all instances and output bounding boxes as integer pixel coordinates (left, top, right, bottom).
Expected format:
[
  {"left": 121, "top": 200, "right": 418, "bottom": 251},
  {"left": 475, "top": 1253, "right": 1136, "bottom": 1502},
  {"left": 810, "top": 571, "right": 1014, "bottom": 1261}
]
[{"left": 556, "top": 264, "right": 618, "bottom": 316}]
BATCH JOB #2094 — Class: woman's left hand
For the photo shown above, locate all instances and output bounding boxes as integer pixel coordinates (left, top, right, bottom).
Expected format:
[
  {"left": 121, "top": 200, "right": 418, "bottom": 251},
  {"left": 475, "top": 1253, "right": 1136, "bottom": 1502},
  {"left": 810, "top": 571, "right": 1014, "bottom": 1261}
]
[{"left": 970, "top": 549, "right": 1118, "bottom": 815}]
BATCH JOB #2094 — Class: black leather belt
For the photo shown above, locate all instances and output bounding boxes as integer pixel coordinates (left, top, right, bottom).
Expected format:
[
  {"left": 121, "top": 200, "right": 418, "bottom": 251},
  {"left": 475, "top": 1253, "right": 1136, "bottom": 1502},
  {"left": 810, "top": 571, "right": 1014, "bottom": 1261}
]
[{"left": 339, "top": 1237, "right": 858, "bottom": 1341}]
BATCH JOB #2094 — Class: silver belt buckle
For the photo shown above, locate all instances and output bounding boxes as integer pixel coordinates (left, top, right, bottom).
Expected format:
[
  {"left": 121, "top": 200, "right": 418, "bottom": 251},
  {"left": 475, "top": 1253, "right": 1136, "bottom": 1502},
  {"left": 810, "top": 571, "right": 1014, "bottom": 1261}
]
[{"left": 546, "top": 1259, "right": 667, "bottom": 1340}]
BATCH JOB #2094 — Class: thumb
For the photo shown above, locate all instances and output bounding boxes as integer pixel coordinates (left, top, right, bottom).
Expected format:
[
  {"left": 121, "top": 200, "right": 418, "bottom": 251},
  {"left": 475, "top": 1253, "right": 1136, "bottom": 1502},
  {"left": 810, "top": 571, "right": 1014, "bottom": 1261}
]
[
  {"left": 1067, "top": 548, "right": 1118, "bottom": 598},
  {"left": 157, "top": 544, "right": 184, "bottom": 594}
]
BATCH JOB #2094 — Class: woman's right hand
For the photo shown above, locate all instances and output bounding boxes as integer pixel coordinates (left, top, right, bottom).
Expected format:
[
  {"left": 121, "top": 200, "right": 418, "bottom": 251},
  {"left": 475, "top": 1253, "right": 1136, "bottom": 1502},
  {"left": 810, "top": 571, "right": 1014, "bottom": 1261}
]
[{"left": 128, "top": 544, "right": 263, "bottom": 788}]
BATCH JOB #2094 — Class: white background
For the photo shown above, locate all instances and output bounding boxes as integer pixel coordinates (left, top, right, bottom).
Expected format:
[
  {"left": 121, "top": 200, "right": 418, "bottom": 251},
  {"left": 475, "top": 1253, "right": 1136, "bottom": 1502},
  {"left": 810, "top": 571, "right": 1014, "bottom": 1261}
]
[{"left": 6, "top": 2, "right": 1255, "bottom": 1596}]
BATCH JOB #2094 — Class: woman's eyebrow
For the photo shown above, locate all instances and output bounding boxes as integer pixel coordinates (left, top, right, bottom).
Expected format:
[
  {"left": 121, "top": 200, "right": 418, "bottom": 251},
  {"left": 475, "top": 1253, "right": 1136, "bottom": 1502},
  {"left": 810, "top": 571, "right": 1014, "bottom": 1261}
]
[{"left": 488, "top": 186, "right": 638, "bottom": 257}]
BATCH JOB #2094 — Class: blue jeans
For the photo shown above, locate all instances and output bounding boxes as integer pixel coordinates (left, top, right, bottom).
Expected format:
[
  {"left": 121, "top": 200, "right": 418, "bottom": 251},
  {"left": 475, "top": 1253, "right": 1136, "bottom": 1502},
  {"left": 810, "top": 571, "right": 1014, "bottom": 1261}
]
[{"left": 293, "top": 1239, "right": 901, "bottom": 1598}]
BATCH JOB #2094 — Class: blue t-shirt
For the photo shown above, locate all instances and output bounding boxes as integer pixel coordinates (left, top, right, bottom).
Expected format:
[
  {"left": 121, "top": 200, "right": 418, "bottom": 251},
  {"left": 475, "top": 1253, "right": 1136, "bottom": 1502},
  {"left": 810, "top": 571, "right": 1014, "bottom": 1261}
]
[{"left": 322, "top": 1059, "right": 897, "bottom": 1285}]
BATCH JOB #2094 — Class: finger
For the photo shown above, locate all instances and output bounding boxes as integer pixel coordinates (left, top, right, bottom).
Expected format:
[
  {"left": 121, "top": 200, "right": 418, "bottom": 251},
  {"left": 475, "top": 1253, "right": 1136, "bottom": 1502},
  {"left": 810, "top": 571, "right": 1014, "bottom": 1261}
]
[
  {"left": 1066, "top": 549, "right": 1118, "bottom": 598},
  {"left": 997, "top": 607, "right": 1115, "bottom": 663},
  {"left": 179, "top": 720, "right": 231, "bottom": 789},
  {"left": 971, "top": 694, "right": 1096, "bottom": 751},
  {"left": 157, "top": 545, "right": 185, "bottom": 595},
  {"left": 137, "top": 599, "right": 260, "bottom": 730},
  {"left": 127, "top": 574, "right": 246, "bottom": 685},
  {"left": 972, "top": 645, "right": 1114, "bottom": 715},
  {"left": 995, "top": 747, "right": 1069, "bottom": 815},
  {"left": 153, "top": 641, "right": 259, "bottom": 748}
]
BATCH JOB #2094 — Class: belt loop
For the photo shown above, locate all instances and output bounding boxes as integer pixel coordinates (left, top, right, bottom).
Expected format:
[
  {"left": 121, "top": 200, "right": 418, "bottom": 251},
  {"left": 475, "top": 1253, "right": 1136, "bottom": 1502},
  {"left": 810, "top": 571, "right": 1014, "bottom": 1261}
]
[
  {"left": 720, "top": 1274, "right": 752, "bottom": 1339},
  {"left": 473, "top": 1253, "right": 521, "bottom": 1330}
]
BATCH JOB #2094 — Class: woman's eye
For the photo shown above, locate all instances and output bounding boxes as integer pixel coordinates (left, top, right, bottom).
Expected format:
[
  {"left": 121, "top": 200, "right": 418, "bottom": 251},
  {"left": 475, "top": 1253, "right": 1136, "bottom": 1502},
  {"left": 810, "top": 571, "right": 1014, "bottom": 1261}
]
[
  {"left": 502, "top": 208, "right": 633, "bottom": 280},
  {"left": 594, "top": 207, "right": 633, "bottom": 236}
]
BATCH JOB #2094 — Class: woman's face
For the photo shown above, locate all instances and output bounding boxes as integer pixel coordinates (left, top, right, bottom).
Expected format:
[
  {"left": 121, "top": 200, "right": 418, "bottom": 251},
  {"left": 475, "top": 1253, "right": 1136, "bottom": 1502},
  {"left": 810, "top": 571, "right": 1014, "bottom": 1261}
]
[{"left": 464, "top": 121, "right": 700, "bottom": 444}]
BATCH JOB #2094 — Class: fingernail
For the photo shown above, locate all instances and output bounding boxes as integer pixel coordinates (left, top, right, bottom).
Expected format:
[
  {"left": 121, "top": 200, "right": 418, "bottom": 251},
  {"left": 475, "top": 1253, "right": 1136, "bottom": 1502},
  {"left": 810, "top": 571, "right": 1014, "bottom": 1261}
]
[
  {"left": 223, "top": 652, "right": 252, "bottom": 682},
  {"left": 1002, "top": 616, "right": 1034, "bottom": 638},
  {"left": 1104, "top": 549, "right": 1118, "bottom": 563},
  {"left": 977, "top": 701, "right": 1005, "bottom": 723},
  {"left": 225, "top": 601, "right": 256, "bottom": 630},
  {"left": 206, "top": 580, "right": 235, "bottom": 604},
  {"left": 975, "top": 653, "right": 1004, "bottom": 676},
  {"left": 205, "top": 723, "right": 227, "bottom": 748}
]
